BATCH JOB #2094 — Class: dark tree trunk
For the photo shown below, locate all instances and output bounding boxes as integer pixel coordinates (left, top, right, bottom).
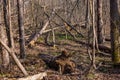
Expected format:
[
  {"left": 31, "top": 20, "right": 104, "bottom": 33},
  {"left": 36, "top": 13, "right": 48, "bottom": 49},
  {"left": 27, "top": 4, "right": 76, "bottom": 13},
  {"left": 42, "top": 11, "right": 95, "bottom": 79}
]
[
  {"left": 110, "top": 0, "right": 120, "bottom": 66},
  {"left": 97, "top": 0, "right": 105, "bottom": 44},
  {"left": 3, "top": 0, "right": 11, "bottom": 47},
  {"left": 17, "top": 0, "right": 26, "bottom": 58}
]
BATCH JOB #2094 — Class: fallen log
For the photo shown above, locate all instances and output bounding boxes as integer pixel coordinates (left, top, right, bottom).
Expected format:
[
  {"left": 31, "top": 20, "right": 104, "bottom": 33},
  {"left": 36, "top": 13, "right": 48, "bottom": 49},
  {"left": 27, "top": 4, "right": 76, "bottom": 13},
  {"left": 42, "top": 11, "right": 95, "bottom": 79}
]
[
  {"left": 27, "top": 21, "right": 49, "bottom": 46},
  {"left": 39, "top": 50, "right": 76, "bottom": 74},
  {"left": 98, "top": 44, "right": 111, "bottom": 53},
  {"left": 75, "top": 40, "right": 111, "bottom": 53},
  {"left": 43, "top": 27, "right": 60, "bottom": 33},
  {"left": 105, "top": 38, "right": 111, "bottom": 41},
  {"left": 39, "top": 53, "right": 58, "bottom": 70},
  {"left": 18, "top": 72, "right": 47, "bottom": 80},
  {"left": 27, "top": 10, "right": 56, "bottom": 47},
  {"left": 26, "top": 26, "right": 61, "bottom": 47}
]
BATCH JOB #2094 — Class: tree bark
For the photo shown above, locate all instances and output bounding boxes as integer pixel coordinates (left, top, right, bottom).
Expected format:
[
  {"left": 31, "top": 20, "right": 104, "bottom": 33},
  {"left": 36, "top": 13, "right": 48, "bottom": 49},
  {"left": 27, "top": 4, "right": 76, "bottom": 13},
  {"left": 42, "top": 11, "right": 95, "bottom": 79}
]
[
  {"left": 91, "top": 0, "right": 96, "bottom": 69},
  {"left": 76, "top": 40, "right": 111, "bottom": 53},
  {"left": 85, "top": 0, "right": 92, "bottom": 60},
  {"left": 39, "top": 52, "right": 76, "bottom": 74},
  {"left": 0, "top": 26, "right": 10, "bottom": 69},
  {"left": 27, "top": 21, "right": 49, "bottom": 46},
  {"left": 3, "top": 0, "right": 11, "bottom": 47},
  {"left": 18, "top": 72, "right": 47, "bottom": 80},
  {"left": 17, "top": 0, "right": 26, "bottom": 58},
  {"left": 8, "top": 0, "right": 15, "bottom": 50},
  {"left": 110, "top": 0, "right": 120, "bottom": 66},
  {"left": 97, "top": 0, "right": 105, "bottom": 44},
  {"left": 1, "top": 0, "right": 10, "bottom": 69}
]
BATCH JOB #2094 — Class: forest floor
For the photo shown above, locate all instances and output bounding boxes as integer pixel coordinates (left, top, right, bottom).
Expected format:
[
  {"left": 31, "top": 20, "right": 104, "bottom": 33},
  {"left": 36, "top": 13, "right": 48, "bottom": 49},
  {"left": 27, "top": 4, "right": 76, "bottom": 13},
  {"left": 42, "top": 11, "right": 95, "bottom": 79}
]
[{"left": 0, "top": 37, "right": 120, "bottom": 80}]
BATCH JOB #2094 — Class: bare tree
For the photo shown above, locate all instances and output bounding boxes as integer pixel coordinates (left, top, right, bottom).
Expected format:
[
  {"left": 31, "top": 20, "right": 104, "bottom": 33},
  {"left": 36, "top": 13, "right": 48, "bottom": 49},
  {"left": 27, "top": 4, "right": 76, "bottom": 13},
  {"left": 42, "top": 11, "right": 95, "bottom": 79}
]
[
  {"left": 17, "top": 0, "right": 26, "bottom": 58},
  {"left": 110, "top": 0, "right": 120, "bottom": 66}
]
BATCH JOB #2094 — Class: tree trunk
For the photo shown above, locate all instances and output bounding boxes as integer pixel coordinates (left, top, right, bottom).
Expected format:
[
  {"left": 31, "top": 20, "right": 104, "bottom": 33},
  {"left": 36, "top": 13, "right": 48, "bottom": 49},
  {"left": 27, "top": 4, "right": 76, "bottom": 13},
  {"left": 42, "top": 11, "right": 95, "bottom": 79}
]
[
  {"left": 91, "top": 0, "right": 96, "bottom": 69},
  {"left": 0, "top": 18, "right": 10, "bottom": 70},
  {"left": 3, "top": 0, "right": 11, "bottom": 47},
  {"left": 17, "top": 0, "right": 26, "bottom": 58},
  {"left": 18, "top": 72, "right": 47, "bottom": 80},
  {"left": 8, "top": 0, "right": 15, "bottom": 50},
  {"left": 97, "top": 0, "right": 105, "bottom": 44},
  {"left": 27, "top": 21, "right": 49, "bottom": 46},
  {"left": 1, "top": 0, "right": 10, "bottom": 69},
  {"left": 110, "top": 0, "right": 120, "bottom": 66},
  {"left": 85, "top": 0, "right": 92, "bottom": 60},
  {"left": 0, "top": 39, "right": 28, "bottom": 76}
]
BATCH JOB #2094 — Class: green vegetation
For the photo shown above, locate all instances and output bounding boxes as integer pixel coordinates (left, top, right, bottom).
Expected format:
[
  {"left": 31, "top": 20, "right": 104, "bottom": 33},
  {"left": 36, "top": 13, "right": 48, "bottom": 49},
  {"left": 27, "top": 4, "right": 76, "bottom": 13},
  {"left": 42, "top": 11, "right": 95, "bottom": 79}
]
[{"left": 56, "top": 33, "right": 73, "bottom": 40}]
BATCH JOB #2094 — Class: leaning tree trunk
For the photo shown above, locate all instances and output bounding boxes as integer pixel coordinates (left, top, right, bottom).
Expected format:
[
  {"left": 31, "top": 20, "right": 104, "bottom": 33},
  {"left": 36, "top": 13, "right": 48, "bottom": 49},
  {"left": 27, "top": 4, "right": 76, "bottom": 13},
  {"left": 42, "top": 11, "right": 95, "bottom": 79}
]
[
  {"left": 97, "top": 0, "right": 105, "bottom": 44},
  {"left": 110, "top": 0, "right": 120, "bottom": 66},
  {"left": 17, "top": 0, "right": 26, "bottom": 58}
]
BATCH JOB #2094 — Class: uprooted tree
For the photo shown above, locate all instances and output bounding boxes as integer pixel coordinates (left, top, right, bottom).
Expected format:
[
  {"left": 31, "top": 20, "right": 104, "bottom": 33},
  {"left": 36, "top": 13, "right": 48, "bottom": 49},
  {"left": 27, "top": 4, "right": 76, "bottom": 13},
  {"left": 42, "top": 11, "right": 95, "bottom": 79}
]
[{"left": 39, "top": 50, "right": 76, "bottom": 74}]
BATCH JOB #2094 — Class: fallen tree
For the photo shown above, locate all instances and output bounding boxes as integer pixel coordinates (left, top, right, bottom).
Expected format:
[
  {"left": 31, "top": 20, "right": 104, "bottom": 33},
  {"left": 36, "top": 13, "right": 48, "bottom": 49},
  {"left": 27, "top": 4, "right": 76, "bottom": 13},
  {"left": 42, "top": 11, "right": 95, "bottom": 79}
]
[
  {"left": 18, "top": 72, "right": 47, "bottom": 80},
  {"left": 39, "top": 50, "right": 76, "bottom": 74},
  {"left": 27, "top": 21, "right": 49, "bottom": 46},
  {"left": 75, "top": 40, "right": 111, "bottom": 53}
]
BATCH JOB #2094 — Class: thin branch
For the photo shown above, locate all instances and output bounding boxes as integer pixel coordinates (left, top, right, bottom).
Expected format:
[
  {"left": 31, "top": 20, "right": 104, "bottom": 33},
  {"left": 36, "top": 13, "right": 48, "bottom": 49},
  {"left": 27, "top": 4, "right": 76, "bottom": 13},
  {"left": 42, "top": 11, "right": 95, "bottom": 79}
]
[{"left": 55, "top": 11, "right": 84, "bottom": 37}]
